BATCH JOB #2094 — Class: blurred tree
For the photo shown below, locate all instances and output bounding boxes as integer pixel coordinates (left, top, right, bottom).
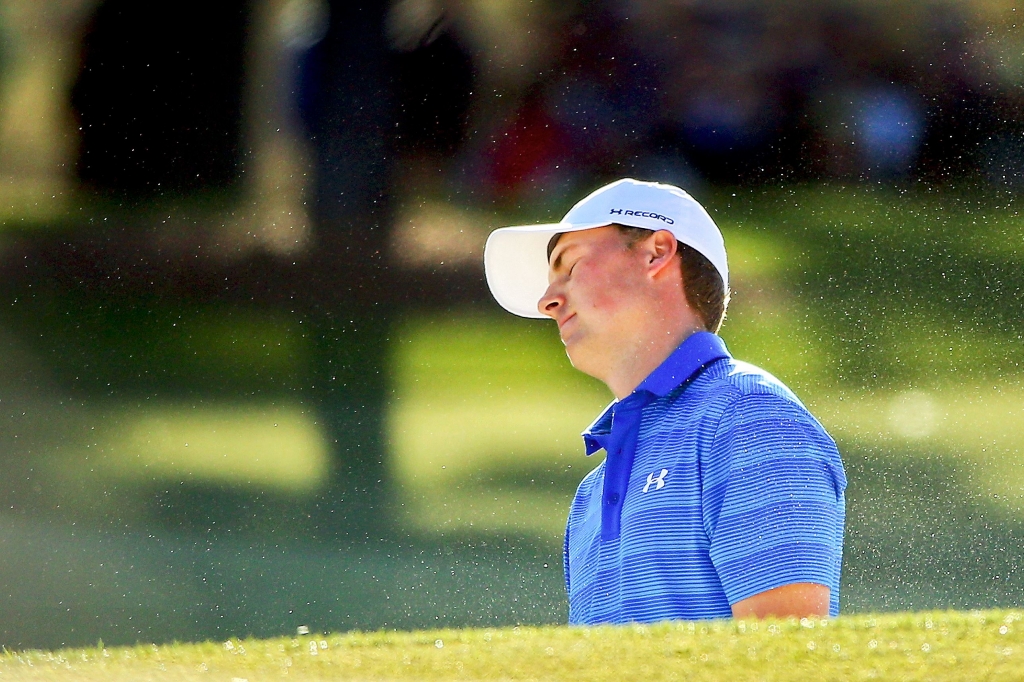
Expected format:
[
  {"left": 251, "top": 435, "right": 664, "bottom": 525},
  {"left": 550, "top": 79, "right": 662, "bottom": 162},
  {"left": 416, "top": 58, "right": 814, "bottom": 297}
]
[
  {"left": 41, "top": 0, "right": 469, "bottom": 542},
  {"left": 0, "top": 0, "right": 99, "bottom": 219},
  {"left": 299, "top": 0, "right": 476, "bottom": 539},
  {"left": 300, "top": 0, "right": 396, "bottom": 540},
  {"left": 233, "top": 0, "right": 326, "bottom": 256}
]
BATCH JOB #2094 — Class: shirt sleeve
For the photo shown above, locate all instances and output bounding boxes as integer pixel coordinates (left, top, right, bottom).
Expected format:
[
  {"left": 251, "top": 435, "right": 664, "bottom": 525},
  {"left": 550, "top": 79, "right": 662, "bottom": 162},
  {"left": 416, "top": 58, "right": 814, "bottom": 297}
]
[{"left": 701, "top": 392, "right": 847, "bottom": 607}]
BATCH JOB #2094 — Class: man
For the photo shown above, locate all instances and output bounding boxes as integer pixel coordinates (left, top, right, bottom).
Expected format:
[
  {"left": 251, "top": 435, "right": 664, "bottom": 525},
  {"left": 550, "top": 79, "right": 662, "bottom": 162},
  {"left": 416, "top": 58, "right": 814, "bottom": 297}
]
[{"left": 483, "top": 178, "right": 846, "bottom": 623}]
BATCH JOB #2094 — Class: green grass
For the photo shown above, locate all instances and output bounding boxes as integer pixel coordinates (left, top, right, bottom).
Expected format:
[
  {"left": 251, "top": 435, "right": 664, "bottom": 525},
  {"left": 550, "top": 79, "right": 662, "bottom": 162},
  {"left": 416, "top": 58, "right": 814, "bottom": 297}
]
[
  {"left": 5, "top": 610, "right": 1024, "bottom": 681},
  {"left": 89, "top": 403, "right": 330, "bottom": 493}
]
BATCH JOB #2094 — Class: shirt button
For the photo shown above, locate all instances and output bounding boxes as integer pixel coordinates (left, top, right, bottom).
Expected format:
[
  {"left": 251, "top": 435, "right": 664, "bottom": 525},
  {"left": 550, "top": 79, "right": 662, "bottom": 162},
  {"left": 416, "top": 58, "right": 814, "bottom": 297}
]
[{"left": 607, "top": 493, "right": 620, "bottom": 505}]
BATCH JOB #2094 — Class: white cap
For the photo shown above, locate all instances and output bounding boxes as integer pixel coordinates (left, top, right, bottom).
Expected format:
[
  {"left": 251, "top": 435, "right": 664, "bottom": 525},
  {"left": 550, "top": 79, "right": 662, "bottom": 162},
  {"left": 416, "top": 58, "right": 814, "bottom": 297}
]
[{"left": 483, "top": 178, "right": 728, "bottom": 318}]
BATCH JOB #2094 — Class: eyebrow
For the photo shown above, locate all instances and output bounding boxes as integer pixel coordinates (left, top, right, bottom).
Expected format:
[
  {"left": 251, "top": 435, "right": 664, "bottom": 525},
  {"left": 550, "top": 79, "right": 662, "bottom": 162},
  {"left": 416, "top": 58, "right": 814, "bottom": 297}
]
[{"left": 550, "top": 242, "right": 579, "bottom": 272}]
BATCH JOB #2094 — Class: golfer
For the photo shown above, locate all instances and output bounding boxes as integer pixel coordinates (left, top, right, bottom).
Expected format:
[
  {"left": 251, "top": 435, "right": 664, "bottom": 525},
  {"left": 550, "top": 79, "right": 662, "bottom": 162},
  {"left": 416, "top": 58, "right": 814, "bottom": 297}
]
[{"left": 483, "top": 179, "right": 846, "bottom": 623}]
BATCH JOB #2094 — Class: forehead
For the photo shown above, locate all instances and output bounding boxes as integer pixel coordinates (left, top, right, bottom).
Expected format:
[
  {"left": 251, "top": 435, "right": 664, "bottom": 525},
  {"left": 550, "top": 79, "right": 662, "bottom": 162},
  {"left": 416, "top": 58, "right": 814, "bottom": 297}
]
[{"left": 548, "top": 225, "right": 620, "bottom": 263}]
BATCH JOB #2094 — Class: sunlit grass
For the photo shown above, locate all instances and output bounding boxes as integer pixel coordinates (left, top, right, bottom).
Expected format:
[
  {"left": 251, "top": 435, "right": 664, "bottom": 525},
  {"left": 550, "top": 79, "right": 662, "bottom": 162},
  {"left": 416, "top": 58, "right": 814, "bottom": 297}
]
[
  {"left": 84, "top": 403, "right": 330, "bottom": 493},
  {"left": 717, "top": 223, "right": 806, "bottom": 279},
  {"left": 391, "top": 396, "right": 604, "bottom": 481},
  {"left": 388, "top": 313, "right": 606, "bottom": 538},
  {"left": 398, "top": 486, "right": 573, "bottom": 539},
  {"left": 813, "top": 382, "right": 1024, "bottom": 511},
  {"left": 4, "top": 610, "right": 1024, "bottom": 681},
  {"left": 391, "top": 313, "right": 605, "bottom": 400},
  {"left": 719, "top": 290, "right": 833, "bottom": 393},
  {"left": 724, "top": 182, "right": 1023, "bottom": 248}
]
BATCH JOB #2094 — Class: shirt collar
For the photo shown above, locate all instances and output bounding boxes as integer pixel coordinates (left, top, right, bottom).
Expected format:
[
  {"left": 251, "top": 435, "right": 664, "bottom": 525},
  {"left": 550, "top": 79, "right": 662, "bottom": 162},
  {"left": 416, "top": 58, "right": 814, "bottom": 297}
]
[
  {"left": 635, "top": 330, "right": 731, "bottom": 397},
  {"left": 581, "top": 331, "right": 731, "bottom": 455}
]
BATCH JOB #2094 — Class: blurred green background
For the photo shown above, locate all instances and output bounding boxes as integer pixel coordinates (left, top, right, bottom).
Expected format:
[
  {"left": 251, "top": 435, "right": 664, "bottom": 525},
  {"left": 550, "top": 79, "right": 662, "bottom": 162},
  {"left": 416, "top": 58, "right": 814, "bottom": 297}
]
[{"left": 0, "top": 0, "right": 1023, "bottom": 651}]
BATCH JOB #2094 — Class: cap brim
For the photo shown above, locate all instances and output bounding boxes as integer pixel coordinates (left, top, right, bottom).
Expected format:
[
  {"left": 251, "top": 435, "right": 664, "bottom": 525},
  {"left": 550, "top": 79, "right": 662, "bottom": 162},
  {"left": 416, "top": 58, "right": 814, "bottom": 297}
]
[
  {"left": 484, "top": 224, "right": 559, "bottom": 318},
  {"left": 483, "top": 221, "right": 611, "bottom": 318}
]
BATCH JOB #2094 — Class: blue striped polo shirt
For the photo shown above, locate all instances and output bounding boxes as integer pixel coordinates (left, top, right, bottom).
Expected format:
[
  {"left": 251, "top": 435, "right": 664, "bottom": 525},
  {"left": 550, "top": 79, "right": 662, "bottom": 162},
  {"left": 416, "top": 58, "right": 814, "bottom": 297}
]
[{"left": 564, "top": 331, "right": 846, "bottom": 624}]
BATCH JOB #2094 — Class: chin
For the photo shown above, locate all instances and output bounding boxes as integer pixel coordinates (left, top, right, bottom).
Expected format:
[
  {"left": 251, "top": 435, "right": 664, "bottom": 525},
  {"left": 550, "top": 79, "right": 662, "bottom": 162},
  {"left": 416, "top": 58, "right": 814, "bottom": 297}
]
[
  {"left": 563, "top": 341, "right": 582, "bottom": 368},
  {"left": 563, "top": 344, "right": 596, "bottom": 377}
]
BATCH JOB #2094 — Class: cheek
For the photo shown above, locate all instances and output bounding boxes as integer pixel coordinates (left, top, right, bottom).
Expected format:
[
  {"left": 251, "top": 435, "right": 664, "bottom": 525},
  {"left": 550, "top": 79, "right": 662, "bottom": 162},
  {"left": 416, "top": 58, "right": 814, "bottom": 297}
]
[{"left": 575, "top": 268, "right": 634, "bottom": 318}]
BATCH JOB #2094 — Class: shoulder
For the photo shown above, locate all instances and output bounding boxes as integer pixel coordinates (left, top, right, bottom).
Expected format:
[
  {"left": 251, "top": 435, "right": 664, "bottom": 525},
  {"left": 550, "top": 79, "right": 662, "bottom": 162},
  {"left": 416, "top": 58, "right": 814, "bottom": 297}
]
[
  {"left": 694, "top": 362, "right": 847, "bottom": 505},
  {"left": 681, "top": 357, "right": 838, "bottom": 457},
  {"left": 658, "top": 356, "right": 811, "bottom": 424},
  {"left": 702, "top": 357, "right": 806, "bottom": 407}
]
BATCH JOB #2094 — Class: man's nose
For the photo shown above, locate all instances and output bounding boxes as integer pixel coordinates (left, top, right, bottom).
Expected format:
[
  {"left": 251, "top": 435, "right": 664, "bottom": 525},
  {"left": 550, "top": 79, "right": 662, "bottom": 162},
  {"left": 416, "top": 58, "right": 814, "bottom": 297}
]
[{"left": 537, "top": 283, "right": 564, "bottom": 318}]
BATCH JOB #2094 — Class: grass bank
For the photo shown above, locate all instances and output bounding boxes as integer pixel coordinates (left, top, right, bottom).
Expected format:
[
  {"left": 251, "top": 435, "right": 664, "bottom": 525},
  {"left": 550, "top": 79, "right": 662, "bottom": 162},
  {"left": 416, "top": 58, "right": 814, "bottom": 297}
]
[{"left": 3, "top": 610, "right": 1022, "bottom": 681}]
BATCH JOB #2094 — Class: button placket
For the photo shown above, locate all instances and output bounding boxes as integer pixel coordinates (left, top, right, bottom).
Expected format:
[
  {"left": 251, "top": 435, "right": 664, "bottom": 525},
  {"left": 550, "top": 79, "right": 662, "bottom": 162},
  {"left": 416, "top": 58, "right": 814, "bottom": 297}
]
[{"left": 600, "top": 397, "right": 647, "bottom": 541}]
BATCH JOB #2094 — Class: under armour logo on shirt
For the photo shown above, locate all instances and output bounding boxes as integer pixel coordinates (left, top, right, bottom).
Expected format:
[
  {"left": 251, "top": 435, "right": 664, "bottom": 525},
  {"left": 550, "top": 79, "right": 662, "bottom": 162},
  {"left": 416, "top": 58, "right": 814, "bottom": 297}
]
[{"left": 643, "top": 469, "right": 668, "bottom": 492}]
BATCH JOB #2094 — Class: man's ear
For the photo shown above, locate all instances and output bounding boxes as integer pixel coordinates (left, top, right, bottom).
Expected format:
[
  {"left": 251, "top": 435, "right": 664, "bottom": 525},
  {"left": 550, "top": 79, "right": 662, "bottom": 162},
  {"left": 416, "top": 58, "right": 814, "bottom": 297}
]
[{"left": 644, "top": 230, "right": 679, "bottom": 278}]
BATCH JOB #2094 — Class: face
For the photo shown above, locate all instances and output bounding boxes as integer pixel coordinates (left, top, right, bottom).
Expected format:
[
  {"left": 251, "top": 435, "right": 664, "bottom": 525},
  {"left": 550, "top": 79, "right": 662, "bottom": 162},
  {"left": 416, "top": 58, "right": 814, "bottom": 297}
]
[{"left": 538, "top": 226, "right": 652, "bottom": 378}]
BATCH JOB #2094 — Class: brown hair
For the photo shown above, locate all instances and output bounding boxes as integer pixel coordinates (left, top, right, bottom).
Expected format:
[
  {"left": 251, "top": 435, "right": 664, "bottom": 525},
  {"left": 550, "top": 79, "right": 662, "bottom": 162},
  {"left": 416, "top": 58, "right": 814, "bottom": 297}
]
[{"left": 615, "top": 225, "right": 730, "bottom": 333}]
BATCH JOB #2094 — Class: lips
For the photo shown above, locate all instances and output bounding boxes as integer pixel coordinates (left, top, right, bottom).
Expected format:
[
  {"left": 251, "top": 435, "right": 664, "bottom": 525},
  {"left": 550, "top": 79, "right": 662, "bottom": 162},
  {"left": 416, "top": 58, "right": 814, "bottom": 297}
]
[{"left": 558, "top": 312, "right": 577, "bottom": 338}]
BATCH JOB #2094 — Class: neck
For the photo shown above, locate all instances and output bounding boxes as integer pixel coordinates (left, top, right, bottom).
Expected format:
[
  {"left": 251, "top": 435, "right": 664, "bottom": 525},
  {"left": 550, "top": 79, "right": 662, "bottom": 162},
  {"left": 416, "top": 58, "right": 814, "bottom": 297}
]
[{"left": 605, "top": 315, "right": 705, "bottom": 400}]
